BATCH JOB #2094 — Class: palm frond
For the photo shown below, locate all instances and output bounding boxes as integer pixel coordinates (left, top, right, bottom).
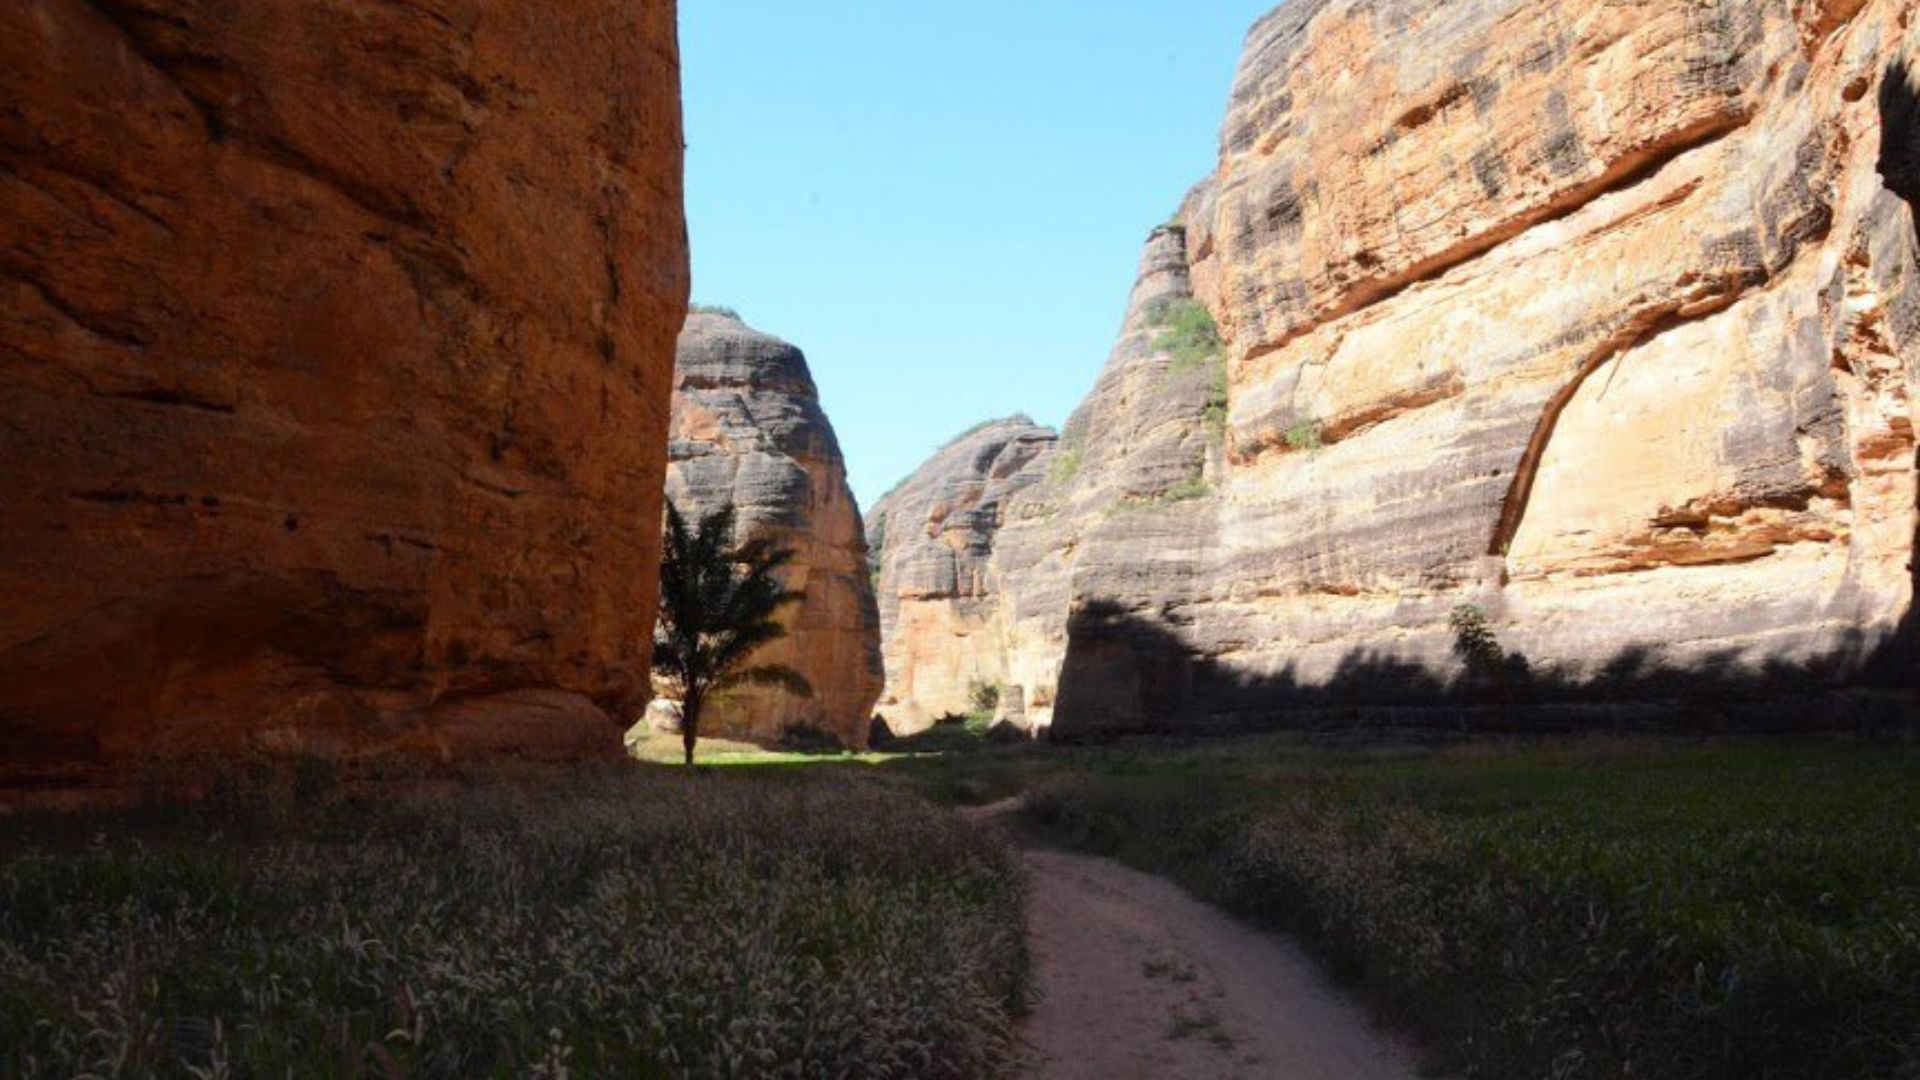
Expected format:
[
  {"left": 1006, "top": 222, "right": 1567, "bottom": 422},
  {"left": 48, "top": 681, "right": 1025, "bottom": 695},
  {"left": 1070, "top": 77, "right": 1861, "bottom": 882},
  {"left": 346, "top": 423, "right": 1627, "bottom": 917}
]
[
  {"left": 718, "top": 664, "right": 815, "bottom": 699},
  {"left": 653, "top": 498, "right": 814, "bottom": 732}
]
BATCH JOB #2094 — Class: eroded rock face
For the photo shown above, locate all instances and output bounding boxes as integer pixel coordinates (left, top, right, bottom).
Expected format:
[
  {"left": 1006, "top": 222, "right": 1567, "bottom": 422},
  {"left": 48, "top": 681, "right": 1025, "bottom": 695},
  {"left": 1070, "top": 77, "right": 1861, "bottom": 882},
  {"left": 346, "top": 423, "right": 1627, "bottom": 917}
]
[
  {"left": 867, "top": 417, "right": 1056, "bottom": 732},
  {"left": 874, "top": 0, "right": 1920, "bottom": 737},
  {"left": 664, "top": 314, "right": 883, "bottom": 747},
  {"left": 0, "top": 0, "right": 689, "bottom": 784}
]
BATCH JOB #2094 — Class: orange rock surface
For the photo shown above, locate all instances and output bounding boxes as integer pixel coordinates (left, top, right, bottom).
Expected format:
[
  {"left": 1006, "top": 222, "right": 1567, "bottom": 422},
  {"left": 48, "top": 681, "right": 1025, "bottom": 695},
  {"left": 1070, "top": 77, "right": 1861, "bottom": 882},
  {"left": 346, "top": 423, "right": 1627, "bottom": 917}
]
[
  {"left": 0, "top": 0, "right": 689, "bottom": 784},
  {"left": 874, "top": 0, "right": 1920, "bottom": 736},
  {"left": 662, "top": 313, "right": 883, "bottom": 747}
]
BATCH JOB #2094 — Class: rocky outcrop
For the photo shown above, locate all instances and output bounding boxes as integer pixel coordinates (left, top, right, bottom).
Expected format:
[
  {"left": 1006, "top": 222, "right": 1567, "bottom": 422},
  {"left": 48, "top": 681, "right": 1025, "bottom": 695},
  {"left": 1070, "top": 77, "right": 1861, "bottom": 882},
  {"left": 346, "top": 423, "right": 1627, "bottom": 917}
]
[
  {"left": 0, "top": 0, "right": 689, "bottom": 785},
  {"left": 873, "top": 0, "right": 1920, "bottom": 737},
  {"left": 663, "top": 313, "right": 882, "bottom": 747},
  {"left": 867, "top": 417, "right": 1056, "bottom": 732}
]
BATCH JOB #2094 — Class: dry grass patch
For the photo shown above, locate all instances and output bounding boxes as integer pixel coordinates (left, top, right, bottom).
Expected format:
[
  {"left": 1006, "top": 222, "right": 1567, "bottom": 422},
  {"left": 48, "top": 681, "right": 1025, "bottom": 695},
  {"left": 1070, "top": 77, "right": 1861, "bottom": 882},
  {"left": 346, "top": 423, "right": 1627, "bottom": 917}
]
[{"left": 1, "top": 764, "right": 1026, "bottom": 1078}]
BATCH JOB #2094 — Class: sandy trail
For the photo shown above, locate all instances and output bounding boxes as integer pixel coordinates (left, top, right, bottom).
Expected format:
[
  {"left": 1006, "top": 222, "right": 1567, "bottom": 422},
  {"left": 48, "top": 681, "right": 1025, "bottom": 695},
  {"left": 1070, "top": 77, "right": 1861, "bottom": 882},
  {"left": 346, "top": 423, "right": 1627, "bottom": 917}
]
[{"left": 971, "top": 802, "right": 1417, "bottom": 1080}]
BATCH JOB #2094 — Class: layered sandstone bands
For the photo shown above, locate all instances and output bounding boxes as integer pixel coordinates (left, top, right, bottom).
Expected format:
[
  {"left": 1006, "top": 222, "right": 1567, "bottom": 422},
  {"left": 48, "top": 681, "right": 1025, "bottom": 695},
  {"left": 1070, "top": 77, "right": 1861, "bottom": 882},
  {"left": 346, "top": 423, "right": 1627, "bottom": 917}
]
[
  {"left": 875, "top": 0, "right": 1920, "bottom": 737},
  {"left": 1, "top": 0, "right": 689, "bottom": 783},
  {"left": 663, "top": 314, "right": 882, "bottom": 747},
  {"left": 867, "top": 418, "right": 1057, "bottom": 732}
]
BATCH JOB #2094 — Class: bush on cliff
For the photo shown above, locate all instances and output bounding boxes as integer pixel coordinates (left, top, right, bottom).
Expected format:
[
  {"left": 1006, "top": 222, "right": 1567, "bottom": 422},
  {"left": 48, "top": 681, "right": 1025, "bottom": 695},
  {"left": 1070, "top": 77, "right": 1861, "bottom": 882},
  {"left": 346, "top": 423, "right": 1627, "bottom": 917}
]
[{"left": 1145, "top": 297, "right": 1222, "bottom": 371}]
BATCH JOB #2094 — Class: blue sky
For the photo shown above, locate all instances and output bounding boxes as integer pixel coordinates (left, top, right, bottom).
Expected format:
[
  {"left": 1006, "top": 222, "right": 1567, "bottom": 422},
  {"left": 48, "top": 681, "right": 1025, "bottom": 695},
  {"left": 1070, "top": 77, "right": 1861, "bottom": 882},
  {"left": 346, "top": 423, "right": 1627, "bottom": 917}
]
[{"left": 680, "top": 1, "right": 1277, "bottom": 509}]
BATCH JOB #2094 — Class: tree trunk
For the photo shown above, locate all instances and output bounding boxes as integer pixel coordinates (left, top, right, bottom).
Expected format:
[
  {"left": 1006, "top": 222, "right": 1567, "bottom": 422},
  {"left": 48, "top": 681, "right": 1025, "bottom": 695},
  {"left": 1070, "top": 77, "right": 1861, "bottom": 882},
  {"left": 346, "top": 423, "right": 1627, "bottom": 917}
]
[{"left": 681, "top": 692, "right": 700, "bottom": 767}]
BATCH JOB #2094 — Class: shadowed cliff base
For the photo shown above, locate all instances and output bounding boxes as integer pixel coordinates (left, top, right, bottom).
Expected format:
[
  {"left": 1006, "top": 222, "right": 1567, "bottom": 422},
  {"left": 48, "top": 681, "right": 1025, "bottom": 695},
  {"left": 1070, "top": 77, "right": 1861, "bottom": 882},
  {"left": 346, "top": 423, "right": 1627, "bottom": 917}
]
[
  {"left": 1873, "top": 58, "right": 1920, "bottom": 694},
  {"left": 1049, "top": 601, "right": 1919, "bottom": 743}
]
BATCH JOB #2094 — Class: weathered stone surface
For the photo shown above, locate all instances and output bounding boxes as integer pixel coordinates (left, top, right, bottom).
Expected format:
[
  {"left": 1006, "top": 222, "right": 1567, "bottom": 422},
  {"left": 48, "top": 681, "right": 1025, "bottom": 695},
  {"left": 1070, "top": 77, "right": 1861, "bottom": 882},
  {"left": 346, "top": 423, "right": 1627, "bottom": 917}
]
[
  {"left": 662, "top": 313, "right": 882, "bottom": 747},
  {"left": 0, "top": 0, "right": 688, "bottom": 784},
  {"left": 867, "top": 417, "right": 1057, "bottom": 732},
  {"left": 873, "top": 0, "right": 1920, "bottom": 737}
]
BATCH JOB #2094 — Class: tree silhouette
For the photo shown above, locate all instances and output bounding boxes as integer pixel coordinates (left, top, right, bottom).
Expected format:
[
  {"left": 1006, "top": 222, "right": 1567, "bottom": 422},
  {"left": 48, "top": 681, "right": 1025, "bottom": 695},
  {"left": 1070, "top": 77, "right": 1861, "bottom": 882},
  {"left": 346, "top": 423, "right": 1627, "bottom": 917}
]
[{"left": 653, "top": 500, "right": 812, "bottom": 765}]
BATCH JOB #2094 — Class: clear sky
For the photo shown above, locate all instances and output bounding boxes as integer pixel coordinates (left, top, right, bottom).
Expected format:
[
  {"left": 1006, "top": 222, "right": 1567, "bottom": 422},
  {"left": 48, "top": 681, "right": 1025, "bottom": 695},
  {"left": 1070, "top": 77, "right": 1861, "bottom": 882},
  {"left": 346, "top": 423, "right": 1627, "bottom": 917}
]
[{"left": 680, "top": 1, "right": 1277, "bottom": 510}]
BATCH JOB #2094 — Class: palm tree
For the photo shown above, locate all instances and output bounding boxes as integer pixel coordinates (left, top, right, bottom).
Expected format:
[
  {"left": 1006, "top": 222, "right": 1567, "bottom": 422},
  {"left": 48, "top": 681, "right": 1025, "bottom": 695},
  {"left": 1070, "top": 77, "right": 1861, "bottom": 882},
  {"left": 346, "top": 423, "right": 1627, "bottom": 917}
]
[{"left": 653, "top": 499, "right": 813, "bottom": 765}]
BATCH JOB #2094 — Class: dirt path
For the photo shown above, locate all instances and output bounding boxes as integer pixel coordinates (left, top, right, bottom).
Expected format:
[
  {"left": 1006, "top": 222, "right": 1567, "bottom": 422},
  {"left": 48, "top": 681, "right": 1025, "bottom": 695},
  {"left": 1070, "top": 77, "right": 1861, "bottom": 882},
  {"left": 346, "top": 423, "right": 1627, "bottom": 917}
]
[{"left": 971, "top": 803, "right": 1418, "bottom": 1079}]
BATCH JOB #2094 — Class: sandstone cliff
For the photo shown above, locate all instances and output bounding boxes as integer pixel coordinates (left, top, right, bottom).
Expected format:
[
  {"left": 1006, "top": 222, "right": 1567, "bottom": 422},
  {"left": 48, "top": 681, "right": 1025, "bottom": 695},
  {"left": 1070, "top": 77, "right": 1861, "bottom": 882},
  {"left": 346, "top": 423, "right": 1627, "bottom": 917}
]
[
  {"left": 1, "top": 0, "right": 689, "bottom": 785},
  {"left": 867, "top": 417, "right": 1056, "bottom": 732},
  {"left": 663, "top": 313, "right": 883, "bottom": 747},
  {"left": 874, "top": 0, "right": 1920, "bottom": 736}
]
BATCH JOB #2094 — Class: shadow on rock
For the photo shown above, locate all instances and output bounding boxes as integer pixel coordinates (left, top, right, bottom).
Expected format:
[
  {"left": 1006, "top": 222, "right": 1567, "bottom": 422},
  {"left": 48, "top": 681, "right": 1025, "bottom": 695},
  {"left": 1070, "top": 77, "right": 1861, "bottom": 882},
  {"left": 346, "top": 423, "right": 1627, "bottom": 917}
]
[{"left": 1049, "top": 600, "right": 1917, "bottom": 743}]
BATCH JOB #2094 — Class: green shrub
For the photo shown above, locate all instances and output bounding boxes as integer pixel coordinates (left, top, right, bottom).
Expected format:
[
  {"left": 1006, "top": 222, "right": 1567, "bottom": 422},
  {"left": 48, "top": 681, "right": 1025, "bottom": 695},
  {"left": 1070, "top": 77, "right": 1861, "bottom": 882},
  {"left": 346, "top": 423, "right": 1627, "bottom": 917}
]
[
  {"left": 1, "top": 768, "right": 1027, "bottom": 1077},
  {"left": 775, "top": 721, "right": 848, "bottom": 755},
  {"left": 1145, "top": 298, "right": 1223, "bottom": 372},
  {"left": 1448, "top": 604, "right": 1508, "bottom": 694},
  {"left": 1203, "top": 400, "right": 1229, "bottom": 444},
  {"left": 689, "top": 302, "right": 741, "bottom": 319},
  {"left": 1283, "top": 419, "right": 1322, "bottom": 451},
  {"left": 1107, "top": 477, "right": 1215, "bottom": 518},
  {"left": 1143, "top": 298, "right": 1230, "bottom": 445},
  {"left": 867, "top": 514, "right": 887, "bottom": 582},
  {"left": 1162, "top": 476, "right": 1213, "bottom": 502},
  {"left": 967, "top": 679, "right": 1003, "bottom": 719},
  {"left": 936, "top": 415, "right": 1036, "bottom": 454},
  {"left": 1047, "top": 442, "right": 1085, "bottom": 485}
]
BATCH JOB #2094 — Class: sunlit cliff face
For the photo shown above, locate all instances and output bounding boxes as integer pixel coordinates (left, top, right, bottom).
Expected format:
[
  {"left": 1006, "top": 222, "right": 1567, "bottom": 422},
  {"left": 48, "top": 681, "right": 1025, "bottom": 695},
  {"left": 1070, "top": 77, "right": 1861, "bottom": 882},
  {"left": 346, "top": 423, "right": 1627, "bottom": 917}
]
[
  {"left": 872, "top": 0, "right": 1920, "bottom": 736},
  {"left": 0, "top": 0, "right": 690, "bottom": 784},
  {"left": 660, "top": 313, "right": 883, "bottom": 748}
]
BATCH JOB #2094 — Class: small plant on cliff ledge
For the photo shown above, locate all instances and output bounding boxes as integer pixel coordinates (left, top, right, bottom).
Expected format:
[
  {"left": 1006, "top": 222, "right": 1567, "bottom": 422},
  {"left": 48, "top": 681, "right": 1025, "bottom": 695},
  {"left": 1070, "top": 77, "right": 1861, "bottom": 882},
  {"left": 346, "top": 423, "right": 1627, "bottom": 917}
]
[
  {"left": 688, "top": 302, "right": 741, "bottom": 319},
  {"left": 1048, "top": 440, "right": 1086, "bottom": 485},
  {"left": 1284, "top": 418, "right": 1323, "bottom": 452},
  {"left": 654, "top": 499, "right": 812, "bottom": 765},
  {"left": 967, "top": 678, "right": 1004, "bottom": 720},
  {"left": 1449, "top": 603, "right": 1509, "bottom": 697},
  {"left": 1146, "top": 297, "right": 1223, "bottom": 372}
]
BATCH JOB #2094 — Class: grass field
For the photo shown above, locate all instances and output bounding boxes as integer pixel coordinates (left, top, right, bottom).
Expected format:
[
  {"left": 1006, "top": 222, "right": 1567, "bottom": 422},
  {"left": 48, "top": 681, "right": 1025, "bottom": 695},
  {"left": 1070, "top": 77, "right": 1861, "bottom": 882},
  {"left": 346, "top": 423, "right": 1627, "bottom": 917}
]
[
  {"left": 624, "top": 728, "right": 898, "bottom": 767},
  {"left": 0, "top": 764, "right": 1027, "bottom": 1078},
  {"left": 893, "top": 735, "right": 1920, "bottom": 1079},
  {"left": 7, "top": 734, "right": 1913, "bottom": 1079}
]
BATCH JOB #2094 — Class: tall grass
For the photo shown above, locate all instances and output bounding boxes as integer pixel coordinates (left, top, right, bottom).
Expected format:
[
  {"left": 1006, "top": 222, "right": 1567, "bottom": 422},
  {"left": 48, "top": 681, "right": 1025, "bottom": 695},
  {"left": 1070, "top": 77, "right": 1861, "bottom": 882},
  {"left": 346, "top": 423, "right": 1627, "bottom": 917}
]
[
  {"left": 1016, "top": 739, "right": 1920, "bottom": 1079},
  {"left": 1, "top": 765, "right": 1027, "bottom": 1078}
]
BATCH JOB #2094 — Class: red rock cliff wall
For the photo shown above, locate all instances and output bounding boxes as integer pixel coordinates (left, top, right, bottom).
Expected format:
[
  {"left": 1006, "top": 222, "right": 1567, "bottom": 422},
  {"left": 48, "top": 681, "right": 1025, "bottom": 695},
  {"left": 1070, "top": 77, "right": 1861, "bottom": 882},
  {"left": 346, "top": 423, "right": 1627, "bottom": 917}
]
[{"left": 0, "top": 0, "right": 689, "bottom": 782}]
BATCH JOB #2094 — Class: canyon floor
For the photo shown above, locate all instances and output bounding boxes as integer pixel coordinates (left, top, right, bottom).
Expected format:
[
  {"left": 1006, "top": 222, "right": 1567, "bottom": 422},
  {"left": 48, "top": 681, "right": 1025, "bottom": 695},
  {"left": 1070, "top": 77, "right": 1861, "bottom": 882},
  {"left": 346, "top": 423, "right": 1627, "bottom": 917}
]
[{"left": 1002, "top": 821, "right": 1418, "bottom": 1079}]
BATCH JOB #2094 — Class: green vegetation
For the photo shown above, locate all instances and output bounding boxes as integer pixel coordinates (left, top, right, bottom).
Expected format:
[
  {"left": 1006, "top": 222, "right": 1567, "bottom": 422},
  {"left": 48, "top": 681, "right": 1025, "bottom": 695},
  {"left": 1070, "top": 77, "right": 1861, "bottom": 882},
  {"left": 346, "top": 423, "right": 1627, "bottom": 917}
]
[
  {"left": 1449, "top": 603, "right": 1514, "bottom": 699},
  {"left": 625, "top": 729, "right": 893, "bottom": 768},
  {"left": 688, "top": 302, "right": 741, "bottom": 319},
  {"left": 914, "top": 736, "right": 1920, "bottom": 1079},
  {"left": 966, "top": 678, "right": 1003, "bottom": 719},
  {"left": 1203, "top": 397, "right": 1229, "bottom": 444},
  {"left": 1144, "top": 298, "right": 1230, "bottom": 446},
  {"left": 918, "top": 713, "right": 999, "bottom": 750},
  {"left": 1104, "top": 478, "right": 1216, "bottom": 517},
  {"left": 1160, "top": 476, "right": 1213, "bottom": 503},
  {"left": 1283, "top": 418, "right": 1323, "bottom": 452},
  {"left": 0, "top": 766, "right": 1028, "bottom": 1077},
  {"left": 1145, "top": 298, "right": 1222, "bottom": 372},
  {"left": 1047, "top": 440, "right": 1086, "bottom": 485},
  {"left": 867, "top": 512, "right": 887, "bottom": 587},
  {"left": 936, "top": 414, "right": 1036, "bottom": 455},
  {"left": 655, "top": 500, "right": 812, "bottom": 765},
  {"left": 775, "top": 721, "right": 849, "bottom": 755}
]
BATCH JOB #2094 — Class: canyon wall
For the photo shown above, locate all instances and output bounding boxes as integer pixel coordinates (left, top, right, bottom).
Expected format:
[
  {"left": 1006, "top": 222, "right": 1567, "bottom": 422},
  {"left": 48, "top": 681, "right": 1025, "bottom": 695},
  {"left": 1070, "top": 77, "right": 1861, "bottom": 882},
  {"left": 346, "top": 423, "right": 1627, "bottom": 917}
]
[
  {"left": 0, "top": 0, "right": 689, "bottom": 785},
  {"left": 867, "top": 417, "right": 1056, "bottom": 732},
  {"left": 873, "top": 0, "right": 1920, "bottom": 736},
  {"left": 663, "top": 313, "right": 882, "bottom": 747}
]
